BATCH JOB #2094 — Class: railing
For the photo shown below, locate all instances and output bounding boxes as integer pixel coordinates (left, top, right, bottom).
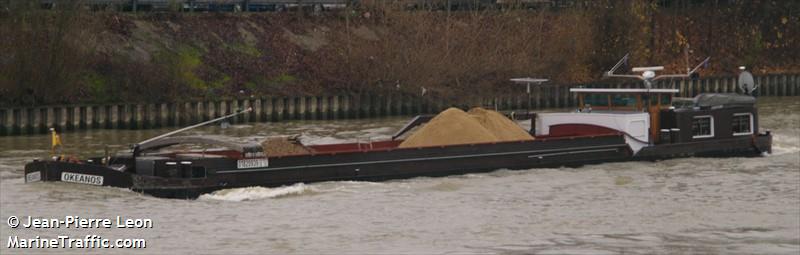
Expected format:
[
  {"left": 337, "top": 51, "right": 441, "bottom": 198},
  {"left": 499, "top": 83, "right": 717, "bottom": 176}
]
[{"left": 1, "top": 73, "right": 797, "bottom": 136}]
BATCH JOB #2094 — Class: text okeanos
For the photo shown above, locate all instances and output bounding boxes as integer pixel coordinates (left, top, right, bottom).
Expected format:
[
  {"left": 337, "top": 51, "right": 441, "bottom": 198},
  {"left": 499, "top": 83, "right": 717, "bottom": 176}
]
[{"left": 61, "top": 172, "right": 103, "bottom": 186}]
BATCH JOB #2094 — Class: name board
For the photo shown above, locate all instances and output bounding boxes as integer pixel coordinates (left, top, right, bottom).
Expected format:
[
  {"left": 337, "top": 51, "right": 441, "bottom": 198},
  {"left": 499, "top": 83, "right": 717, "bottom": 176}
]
[
  {"left": 25, "top": 171, "right": 41, "bottom": 183},
  {"left": 61, "top": 172, "right": 104, "bottom": 186}
]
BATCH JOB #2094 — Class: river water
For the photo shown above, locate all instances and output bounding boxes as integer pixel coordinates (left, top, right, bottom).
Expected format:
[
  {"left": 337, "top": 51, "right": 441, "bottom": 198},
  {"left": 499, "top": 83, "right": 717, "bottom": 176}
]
[{"left": 1, "top": 97, "right": 798, "bottom": 254}]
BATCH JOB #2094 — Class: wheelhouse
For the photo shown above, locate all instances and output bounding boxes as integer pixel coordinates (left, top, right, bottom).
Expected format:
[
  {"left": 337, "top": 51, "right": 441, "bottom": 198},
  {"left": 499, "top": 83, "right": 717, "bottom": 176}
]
[
  {"left": 570, "top": 88, "right": 679, "bottom": 143},
  {"left": 537, "top": 87, "right": 760, "bottom": 146}
]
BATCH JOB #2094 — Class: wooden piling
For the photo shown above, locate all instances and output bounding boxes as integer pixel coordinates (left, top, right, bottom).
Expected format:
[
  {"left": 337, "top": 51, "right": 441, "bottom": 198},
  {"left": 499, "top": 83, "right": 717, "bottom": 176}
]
[
  {"left": 296, "top": 97, "right": 304, "bottom": 119},
  {"left": 219, "top": 101, "right": 228, "bottom": 121},
  {"left": 264, "top": 97, "right": 274, "bottom": 121},
  {"left": 780, "top": 74, "right": 787, "bottom": 96},
  {"left": 109, "top": 105, "right": 118, "bottom": 129},
  {"left": 19, "top": 108, "right": 29, "bottom": 134},
  {"left": 46, "top": 108, "right": 55, "bottom": 130},
  {"left": 275, "top": 98, "right": 285, "bottom": 121},
  {"left": 231, "top": 100, "right": 240, "bottom": 123},
  {"left": 310, "top": 97, "right": 319, "bottom": 120},
  {"left": 320, "top": 96, "right": 329, "bottom": 120},
  {"left": 341, "top": 95, "right": 351, "bottom": 119},
  {"left": 2, "top": 72, "right": 799, "bottom": 136},
  {"left": 31, "top": 108, "right": 42, "bottom": 133},
  {"left": 85, "top": 106, "right": 94, "bottom": 129}
]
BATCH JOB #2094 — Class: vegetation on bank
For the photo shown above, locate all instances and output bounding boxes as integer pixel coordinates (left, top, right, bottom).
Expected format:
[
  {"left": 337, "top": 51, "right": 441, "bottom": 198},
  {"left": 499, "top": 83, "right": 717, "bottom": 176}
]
[{"left": 0, "top": 1, "right": 797, "bottom": 107}]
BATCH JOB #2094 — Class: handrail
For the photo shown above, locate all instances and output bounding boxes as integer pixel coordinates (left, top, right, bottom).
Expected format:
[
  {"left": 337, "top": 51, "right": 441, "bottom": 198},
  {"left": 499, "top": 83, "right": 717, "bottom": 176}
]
[{"left": 136, "top": 107, "right": 252, "bottom": 148}]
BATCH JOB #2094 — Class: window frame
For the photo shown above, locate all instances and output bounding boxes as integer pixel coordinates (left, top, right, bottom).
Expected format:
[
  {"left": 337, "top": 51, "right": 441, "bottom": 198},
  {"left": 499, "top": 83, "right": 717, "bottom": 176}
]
[
  {"left": 692, "top": 115, "right": 715, "bottom": 139},
  {"left": 732, "top": 112, "right": 754, "bottom": 136}
]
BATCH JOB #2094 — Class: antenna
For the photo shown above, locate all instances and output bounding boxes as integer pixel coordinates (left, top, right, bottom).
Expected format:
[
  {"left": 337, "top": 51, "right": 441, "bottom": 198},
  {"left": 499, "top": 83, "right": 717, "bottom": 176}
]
[
  {"left": 510, "top": 77, "right": 549, "bottom": 114},
  {"left": 510, "top": 78, "right": 549, "bottom": 94},
  {"left": 603, "top": 53, "right": 710, "bottom": 89}
]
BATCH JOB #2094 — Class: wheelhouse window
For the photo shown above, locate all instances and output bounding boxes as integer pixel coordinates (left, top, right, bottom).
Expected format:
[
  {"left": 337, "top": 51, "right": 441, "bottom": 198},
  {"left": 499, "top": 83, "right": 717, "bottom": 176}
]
[
  {"left": 611, "top": 94, "right": 637, "bottom": 108},
  {"left": 692, "top": 115, "right": 714, "bottom": 138},
  {"left": 660, "top": 94, "right": 672, "bottom": 106},
  {"left": 732, "top": 113, "right": 753, "bottom": 136},
  {"left": 584, "top": 94, "right": 609, "bottom": 108}
]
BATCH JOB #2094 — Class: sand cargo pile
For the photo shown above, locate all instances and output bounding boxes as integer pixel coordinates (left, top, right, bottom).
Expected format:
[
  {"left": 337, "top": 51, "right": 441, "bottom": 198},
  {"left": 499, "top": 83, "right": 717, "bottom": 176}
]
[
  {"left": 399, "top": 107, "right": 533, "bottom": 148},
  {"left": 467, "top": 107, "right": 535, "bottom": 142},
  {"left": 262, "top": 136, "right": 312, "bottom": 156}
]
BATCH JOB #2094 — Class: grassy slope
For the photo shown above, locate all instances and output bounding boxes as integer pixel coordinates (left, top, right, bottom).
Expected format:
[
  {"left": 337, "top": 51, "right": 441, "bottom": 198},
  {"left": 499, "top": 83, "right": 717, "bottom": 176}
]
[{"left": 1, "top": 3, "right": 797, "bottom": 106}]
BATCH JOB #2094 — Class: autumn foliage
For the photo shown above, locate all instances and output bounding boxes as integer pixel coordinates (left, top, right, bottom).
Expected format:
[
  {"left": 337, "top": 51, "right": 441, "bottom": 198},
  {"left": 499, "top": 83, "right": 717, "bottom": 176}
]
[{"left": 0, "top": 1, "right": 797, "bottom": 106}]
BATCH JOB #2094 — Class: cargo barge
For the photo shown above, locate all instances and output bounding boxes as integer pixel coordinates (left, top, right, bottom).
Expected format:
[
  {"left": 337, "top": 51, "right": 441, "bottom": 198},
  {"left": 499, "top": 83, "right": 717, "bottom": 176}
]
[{"left": 23, "top": 60, "right": 772, "bottom": 199}]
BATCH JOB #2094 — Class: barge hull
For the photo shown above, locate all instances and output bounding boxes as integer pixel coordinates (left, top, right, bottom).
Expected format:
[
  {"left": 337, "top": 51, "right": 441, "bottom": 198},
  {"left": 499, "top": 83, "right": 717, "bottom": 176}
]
[
  {"left": 23, "top": 133, "right": 772, "bottom": 199},
  {"left": 26, "top": 135, "right": 632, "bottom": 198}
]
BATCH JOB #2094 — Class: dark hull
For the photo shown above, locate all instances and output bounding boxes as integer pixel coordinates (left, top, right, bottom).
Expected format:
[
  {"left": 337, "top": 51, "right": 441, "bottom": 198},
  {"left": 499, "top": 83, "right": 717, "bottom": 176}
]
[{"left": 24, "top": 133, "right": 772, "bottom": 199}]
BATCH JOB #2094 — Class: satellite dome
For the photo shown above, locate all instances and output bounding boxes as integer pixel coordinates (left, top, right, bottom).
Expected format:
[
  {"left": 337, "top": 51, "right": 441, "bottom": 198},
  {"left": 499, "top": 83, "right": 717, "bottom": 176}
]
[{"left": 643, "top": 70, "right": 656, "bottom": 79}]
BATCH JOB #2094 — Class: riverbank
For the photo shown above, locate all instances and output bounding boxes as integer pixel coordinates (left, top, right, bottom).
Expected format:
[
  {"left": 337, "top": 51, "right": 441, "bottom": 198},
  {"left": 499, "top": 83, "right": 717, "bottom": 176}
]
[
  {"left": 1, "top": 2, "right": 798, "bottom": 106},
  {"left": 1, "top": 73, "right": 797, "bottom": 136}
]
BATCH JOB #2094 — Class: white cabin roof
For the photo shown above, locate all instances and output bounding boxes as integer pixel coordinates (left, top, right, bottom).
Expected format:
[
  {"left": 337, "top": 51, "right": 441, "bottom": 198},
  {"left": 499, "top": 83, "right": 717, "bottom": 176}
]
[{"left": 569, "top": 88, "right": 679, "bottom": 94}]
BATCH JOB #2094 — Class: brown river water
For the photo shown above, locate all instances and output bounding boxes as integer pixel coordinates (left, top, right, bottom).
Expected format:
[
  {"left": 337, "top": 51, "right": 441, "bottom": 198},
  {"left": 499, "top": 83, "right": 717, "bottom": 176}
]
[{"left": 1, "top": 97, "right": 798, "bottom": 254}]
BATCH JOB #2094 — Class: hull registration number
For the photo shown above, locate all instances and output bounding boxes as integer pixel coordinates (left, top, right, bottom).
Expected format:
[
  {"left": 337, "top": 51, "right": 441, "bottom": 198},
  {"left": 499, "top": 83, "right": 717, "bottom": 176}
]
[
  {"left": 25, "top": 171, "right": 41, "bottom": 183},
  {"left": 61, "top": 172, "right": 104, "bottom": 186},
  {"left": 237, "top": 158, "right": 269, "bottom": 169}
]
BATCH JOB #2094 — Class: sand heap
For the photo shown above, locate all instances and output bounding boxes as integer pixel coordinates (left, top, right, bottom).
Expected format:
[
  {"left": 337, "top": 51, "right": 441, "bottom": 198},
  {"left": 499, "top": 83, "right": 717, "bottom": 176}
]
[
  {"left": 398, "top": 107, "right": 533, "bottom": 148},
  {"left": 468, "top": 107, "right": 534, "bottom": 142},
  {"left": 261, "top": 136, "right": 312, "bottom": 156},
  {"left": 398, "top": 108, "right": 497, "bottom": 148}
]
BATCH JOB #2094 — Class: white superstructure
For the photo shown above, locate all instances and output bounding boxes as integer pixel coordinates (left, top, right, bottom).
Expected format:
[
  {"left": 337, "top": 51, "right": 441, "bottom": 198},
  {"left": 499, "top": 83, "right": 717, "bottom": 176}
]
[{"left": 535, "top": 111, "right": 651, "bottom": 154}]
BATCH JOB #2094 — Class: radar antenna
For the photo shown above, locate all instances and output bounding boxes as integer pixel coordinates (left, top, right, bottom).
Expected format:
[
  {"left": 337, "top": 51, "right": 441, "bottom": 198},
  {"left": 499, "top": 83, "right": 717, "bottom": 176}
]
[
  {"left": 603, "top": 53, "right": 710, "bottom": 89},
  {"left": 510, "top": 77, "right": 549, "bottom": 115}
]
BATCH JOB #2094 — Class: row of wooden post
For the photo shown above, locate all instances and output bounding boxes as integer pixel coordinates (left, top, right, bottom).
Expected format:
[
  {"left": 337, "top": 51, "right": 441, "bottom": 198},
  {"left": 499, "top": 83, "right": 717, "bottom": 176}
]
[{"left": 1, "top": 74, "right": 798, "bottom": 136}]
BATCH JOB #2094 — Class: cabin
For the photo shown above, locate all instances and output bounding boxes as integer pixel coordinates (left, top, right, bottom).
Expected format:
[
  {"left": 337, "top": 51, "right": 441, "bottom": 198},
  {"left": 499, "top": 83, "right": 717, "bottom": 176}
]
[
  {"left": 534, "top": 87, "right": 759, "bottom": 154},
  {"left": 663, "top": 93, "right": 758, "bottom": 143}
]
